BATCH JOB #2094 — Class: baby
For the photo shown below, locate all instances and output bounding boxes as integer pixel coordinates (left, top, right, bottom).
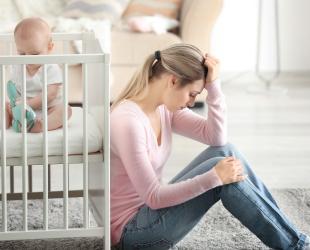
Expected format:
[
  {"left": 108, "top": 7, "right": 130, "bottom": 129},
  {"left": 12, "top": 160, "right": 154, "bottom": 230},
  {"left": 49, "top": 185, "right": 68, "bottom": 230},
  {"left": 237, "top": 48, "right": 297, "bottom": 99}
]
[{"left": 5, "top": 17, "right": 72, "bottom": 133}]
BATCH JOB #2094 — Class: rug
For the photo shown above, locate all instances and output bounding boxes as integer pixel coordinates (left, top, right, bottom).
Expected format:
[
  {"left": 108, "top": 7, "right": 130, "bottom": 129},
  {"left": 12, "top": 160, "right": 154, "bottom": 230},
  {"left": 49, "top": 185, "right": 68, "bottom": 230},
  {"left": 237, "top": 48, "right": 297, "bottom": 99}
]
[
  {"left": 0, "top": 189, "right": 309, "bottom": 250},
  {"left": 174, "top": 188, "right": 310, "bottom": 249}
]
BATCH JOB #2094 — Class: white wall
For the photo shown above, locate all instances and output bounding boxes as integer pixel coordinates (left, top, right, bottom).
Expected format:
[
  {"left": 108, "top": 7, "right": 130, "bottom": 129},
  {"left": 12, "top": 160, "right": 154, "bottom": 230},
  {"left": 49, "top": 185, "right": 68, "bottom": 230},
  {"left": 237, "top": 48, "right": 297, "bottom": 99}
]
[{"left": 211, "top": 0, "right": 310, "bottom": 72}]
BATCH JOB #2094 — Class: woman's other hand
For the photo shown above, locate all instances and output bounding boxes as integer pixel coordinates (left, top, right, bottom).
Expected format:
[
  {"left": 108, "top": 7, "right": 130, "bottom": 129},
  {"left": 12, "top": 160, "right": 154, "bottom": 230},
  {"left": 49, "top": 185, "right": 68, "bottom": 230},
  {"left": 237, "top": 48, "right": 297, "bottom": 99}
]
[{"left": 214, "top": 156, "right": 248, "bottom": 184}]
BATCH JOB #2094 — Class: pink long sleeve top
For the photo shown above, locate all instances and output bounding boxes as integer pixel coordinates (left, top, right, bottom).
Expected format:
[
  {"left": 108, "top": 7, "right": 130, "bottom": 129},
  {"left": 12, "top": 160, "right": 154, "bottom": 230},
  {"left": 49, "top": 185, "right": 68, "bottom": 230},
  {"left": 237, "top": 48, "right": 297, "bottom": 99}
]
[{"left": 110, "top": 80, "right": 227, "bottom": 245}]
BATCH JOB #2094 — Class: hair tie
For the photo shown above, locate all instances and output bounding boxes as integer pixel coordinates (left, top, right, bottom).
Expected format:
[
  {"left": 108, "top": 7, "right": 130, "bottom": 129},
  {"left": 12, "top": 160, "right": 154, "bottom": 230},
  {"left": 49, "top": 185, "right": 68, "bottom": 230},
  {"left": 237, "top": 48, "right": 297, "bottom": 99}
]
[{"left": 155, "top": 50, "right": 161, "bottom": 61}]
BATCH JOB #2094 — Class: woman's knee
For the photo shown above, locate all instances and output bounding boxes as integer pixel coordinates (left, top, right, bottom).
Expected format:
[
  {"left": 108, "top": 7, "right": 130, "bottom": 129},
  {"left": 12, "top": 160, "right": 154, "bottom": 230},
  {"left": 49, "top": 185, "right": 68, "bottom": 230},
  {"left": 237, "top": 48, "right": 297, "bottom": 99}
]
[
  {"left": 215, "top": 142, "right": 238, "bottom": 152},
  {"left": 206, "top": 142, "right": 239, "bottom": 157}
]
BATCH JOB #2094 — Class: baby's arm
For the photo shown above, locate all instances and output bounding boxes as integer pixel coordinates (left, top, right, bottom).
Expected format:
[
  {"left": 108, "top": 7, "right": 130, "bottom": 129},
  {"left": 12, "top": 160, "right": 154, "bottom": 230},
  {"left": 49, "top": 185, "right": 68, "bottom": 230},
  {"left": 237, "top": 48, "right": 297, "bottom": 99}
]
[{"left": 26, "top": 83, "right": 60, "bottom": 109}]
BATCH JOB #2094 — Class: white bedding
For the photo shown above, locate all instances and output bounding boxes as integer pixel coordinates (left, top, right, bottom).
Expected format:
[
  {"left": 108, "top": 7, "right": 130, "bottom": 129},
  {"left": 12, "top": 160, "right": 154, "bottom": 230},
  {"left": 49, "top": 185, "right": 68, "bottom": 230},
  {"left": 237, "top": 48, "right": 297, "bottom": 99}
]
[{"left": 2, "top": 107, "right": 103, "bottom": 158}]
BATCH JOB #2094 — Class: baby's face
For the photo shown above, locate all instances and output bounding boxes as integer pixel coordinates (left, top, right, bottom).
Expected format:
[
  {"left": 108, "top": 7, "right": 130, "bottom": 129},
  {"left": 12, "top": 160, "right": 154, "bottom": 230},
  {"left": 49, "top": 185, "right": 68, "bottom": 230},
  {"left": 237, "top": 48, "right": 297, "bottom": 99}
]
[{"left": 15, "top": 32, "right": 53, "bottom": 72}]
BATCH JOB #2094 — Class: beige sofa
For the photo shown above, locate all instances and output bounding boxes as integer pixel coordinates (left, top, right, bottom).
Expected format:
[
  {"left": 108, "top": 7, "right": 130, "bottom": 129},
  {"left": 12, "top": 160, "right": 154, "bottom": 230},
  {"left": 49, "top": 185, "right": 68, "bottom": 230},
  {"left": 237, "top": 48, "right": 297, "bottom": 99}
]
[{"left": 110, "top": 0, "right": 223, "bottom": 105}]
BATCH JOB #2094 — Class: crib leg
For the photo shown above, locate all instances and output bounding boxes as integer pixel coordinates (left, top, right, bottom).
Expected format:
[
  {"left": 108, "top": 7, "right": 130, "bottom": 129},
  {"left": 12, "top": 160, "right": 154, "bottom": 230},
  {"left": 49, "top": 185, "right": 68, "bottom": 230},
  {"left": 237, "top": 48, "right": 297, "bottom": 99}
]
[
  {"left": 10, "top": 166, "right": 14, "bottom": 193},
  {"left": 28, "top": 165, "right": 32, "bottom": 193}
]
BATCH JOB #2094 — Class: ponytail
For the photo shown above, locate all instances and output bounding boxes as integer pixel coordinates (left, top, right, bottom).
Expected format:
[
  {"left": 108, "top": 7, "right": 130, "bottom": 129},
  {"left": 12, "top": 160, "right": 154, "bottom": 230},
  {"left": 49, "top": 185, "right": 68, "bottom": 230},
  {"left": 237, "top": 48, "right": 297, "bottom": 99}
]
[{"left": 111, "top": 43, "right": 206, "bottom": 110}]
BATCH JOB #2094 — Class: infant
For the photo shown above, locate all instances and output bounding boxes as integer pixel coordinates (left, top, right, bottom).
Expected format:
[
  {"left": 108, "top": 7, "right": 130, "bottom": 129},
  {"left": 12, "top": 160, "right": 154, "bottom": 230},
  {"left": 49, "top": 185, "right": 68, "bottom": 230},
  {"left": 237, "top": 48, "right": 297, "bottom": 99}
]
[{"left": 6, "top": 17, "right": 72, "bottom": 133}]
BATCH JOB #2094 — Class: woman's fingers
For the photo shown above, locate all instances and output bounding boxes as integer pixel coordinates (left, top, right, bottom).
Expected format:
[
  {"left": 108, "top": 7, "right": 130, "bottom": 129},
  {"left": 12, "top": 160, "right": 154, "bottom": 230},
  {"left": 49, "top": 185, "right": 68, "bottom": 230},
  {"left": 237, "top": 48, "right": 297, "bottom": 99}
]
[
  {"left": 215, "top": 156, "right": 247, "bottom": 184},
  {"left": 205, "top": 57, "right": 216, "bottom": 67},
  {"left": 236, "top": 174, "right": 248, "bottom": 182},
  {"left": 205, "top": 54, "right": 219, "bottom": 64},
  {"left": 204, "top": 54, "right": 220, "bottom": 84},
  {"left": 230, "top": 159, "right": 245, "bottom": 178},
  {"left": 207, "top": 57, "right": 219, "bottom": 66},
  {"left": 224, "top": 156, "right": 235, "bottom": 161}
]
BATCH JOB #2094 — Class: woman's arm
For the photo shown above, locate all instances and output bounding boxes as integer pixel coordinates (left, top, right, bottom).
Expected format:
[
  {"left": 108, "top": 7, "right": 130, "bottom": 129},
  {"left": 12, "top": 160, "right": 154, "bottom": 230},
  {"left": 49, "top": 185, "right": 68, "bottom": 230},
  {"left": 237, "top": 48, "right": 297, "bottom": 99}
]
[
  {"left": 111, "top": 113, "right": 223, "bottom": 210},
  {"left": 172, "top": 55, "right": 227, "bottom": 146},
  {"left": 172, "top": 79, "right": 227, "bottom": 146}
]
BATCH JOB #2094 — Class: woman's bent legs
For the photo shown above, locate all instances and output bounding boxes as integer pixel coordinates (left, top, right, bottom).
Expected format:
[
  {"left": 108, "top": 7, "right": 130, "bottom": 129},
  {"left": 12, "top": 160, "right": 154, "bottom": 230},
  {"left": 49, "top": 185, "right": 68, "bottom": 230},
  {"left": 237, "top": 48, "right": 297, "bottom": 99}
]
[{"left": 118, "top": 143, "right": 308, "bottom": 250}]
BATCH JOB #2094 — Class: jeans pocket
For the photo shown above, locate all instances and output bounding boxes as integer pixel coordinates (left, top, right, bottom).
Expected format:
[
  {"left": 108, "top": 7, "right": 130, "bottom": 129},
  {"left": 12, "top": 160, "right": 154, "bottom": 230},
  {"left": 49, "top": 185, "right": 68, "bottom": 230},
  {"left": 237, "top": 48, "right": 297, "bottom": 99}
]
[{"left": 133, "top": 238, "right": 172, "bottom": 250}]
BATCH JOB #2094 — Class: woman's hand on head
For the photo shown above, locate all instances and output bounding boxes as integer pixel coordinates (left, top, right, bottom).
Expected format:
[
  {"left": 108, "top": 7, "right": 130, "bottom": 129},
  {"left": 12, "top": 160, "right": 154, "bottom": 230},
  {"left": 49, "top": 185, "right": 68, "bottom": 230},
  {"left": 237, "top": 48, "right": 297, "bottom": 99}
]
[
  {"left": 204, "top": 54, "right": 220, "bottom": 85},
  {"left": 214, "top": 156, "right": 248, "bottom": 185}
]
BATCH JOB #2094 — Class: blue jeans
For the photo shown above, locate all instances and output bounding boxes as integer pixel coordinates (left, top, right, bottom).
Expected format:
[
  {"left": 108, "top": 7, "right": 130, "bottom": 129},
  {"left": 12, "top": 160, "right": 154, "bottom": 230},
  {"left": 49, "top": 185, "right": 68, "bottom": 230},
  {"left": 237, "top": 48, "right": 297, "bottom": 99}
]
[{"left": 115, "top": 143, "right": 308, "bottom": 250}]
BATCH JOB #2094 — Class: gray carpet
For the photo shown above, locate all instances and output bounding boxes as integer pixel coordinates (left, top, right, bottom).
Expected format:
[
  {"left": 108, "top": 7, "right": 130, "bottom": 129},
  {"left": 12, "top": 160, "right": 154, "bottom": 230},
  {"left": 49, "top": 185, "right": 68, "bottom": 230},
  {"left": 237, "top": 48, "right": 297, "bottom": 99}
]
[
  {"left": 174, "top": 188, "right": 310, "bottom": 250},
  {"left": 0, "top": 189, "right": 309, "bottom": 250}
]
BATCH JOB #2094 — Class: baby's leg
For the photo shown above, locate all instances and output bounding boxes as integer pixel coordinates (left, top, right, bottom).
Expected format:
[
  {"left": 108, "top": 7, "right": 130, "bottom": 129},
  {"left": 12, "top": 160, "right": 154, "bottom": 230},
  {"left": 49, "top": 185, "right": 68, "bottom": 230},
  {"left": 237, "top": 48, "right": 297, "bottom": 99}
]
[
  {"left": 30, "top": 104, "right": 72, "bottom": 133},
  {"left": 5, "top": 102, "right": 12, "bottom": 129}
]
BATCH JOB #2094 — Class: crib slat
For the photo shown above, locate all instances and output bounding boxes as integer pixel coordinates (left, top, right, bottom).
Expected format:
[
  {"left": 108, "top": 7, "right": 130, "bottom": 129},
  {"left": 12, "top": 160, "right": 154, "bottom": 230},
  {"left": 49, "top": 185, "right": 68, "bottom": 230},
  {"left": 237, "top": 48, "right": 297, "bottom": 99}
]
[
  {"left": 104, "top": 55, "right": 111, "bottom": 250},
  {"left": 42, "top": 64, "right": 49, "bottom": 230},
  {"left": 1, "top": 65, "right": 7, "bottom": 232},
  {"left": 62, "top": 40, "right": 70, "bottom": 55},
  {"left": 22, "top": 64, "right": 28, "bottom": 231},
  {"left": 63, "top": 64, "right": 69, "bottom": 229},
  {"left": 82, "top": 63, "right": 89, "bottom": 228},
  {"left": 9, "top": 43, "right": 13, "bottom": 55}
]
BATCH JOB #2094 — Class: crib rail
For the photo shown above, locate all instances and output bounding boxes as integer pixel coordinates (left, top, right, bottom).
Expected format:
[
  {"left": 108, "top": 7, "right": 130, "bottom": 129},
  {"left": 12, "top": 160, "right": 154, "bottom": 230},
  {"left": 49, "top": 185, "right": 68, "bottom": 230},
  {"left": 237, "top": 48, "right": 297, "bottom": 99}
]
[
  {"left": 0, "top": 228, "right": 104, "bottom": 241},
  {"left": 0, "top": 54, "right": 107, "bottom": 64},
  {"left": 0, "top": 33, "right": 85, "bottom": 42},
  {"left": 0, "top": 32, "right": 110, "bottom": 249}
]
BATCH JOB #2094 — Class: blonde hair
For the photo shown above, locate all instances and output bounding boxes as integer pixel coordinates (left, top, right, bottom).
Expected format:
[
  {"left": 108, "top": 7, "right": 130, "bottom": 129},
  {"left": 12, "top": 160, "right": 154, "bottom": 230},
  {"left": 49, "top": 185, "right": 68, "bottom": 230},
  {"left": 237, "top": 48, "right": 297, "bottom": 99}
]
[{"left": 111, "top": 43, "right": 207, "bottom": 110}]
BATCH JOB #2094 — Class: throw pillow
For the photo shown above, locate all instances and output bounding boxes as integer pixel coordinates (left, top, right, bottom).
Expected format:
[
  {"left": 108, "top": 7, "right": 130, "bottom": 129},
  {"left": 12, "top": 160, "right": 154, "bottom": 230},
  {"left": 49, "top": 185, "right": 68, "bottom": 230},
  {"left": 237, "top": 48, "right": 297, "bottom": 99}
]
[
  {"left": 127, "top": 15, "right": 179, "bottom": 34},
  {"left": 62, "top": 0, "right": 129, "bottom": 24}
]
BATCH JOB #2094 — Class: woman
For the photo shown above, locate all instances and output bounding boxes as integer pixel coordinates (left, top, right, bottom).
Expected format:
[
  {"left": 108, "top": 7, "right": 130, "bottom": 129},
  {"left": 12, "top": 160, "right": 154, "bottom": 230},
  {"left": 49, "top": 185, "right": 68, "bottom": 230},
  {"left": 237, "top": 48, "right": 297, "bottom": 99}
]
[{"left": 110, "top": 44, "right": 310, "bottom": 249}]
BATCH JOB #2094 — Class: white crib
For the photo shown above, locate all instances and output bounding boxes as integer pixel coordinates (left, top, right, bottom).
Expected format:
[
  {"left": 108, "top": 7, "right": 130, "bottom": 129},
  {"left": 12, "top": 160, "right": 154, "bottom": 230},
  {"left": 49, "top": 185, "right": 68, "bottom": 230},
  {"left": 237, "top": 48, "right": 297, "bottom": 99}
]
[{"left": 0, "top": 32, "right": 110, "bottom": 249}]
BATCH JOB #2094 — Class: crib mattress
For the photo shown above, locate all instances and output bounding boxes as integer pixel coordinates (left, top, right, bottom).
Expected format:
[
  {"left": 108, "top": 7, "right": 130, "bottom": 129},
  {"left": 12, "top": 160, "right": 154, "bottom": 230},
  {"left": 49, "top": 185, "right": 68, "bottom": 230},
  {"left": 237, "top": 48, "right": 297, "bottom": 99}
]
[{"left": 2, "top": 107, "right": 103, "bottom": 158}]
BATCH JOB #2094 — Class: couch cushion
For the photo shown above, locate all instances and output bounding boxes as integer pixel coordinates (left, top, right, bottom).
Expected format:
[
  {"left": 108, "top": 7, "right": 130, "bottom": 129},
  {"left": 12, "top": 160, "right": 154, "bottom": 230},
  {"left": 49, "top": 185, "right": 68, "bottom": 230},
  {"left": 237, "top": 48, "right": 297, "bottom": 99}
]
[
  {"left": 62, "top": 0, "right": 129, "bottom": 24},
  {"left": 111, "top": 29, "right": 181, "bottom": 65},
  {"left": 123, "top": 0, "right": 182, "bottom": 20}
]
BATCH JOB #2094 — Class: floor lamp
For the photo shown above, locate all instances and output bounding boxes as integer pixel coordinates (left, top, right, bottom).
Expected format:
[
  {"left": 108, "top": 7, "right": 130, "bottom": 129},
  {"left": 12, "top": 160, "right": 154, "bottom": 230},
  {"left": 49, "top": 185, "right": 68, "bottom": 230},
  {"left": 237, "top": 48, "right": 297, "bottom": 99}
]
[{"left": 247, "top": 0, "right": 287, "bottom": 94}]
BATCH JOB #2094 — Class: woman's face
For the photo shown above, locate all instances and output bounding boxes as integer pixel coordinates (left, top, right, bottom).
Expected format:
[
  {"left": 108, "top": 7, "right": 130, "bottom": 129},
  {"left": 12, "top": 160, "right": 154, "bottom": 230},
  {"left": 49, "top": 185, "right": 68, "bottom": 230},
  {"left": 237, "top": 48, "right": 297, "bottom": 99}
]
[{"left": 164, "top": 78, "right": 205, "bottom": 112}]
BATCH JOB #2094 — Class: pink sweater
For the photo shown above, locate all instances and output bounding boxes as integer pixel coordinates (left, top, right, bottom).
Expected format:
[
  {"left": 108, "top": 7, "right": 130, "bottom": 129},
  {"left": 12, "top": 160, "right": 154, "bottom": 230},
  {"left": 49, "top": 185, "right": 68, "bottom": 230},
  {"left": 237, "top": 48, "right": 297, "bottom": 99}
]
[{"left": 110, "top": 80, "right": 227, "bottom": 245}]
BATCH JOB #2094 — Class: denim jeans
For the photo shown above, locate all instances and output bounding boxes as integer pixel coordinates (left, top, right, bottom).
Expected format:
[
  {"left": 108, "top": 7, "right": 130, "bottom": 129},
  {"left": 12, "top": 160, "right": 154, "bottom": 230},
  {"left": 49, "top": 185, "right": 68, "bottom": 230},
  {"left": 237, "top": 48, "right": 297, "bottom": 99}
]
[{"left": 114, "top": 143, "right": 308, "bottom": 250}]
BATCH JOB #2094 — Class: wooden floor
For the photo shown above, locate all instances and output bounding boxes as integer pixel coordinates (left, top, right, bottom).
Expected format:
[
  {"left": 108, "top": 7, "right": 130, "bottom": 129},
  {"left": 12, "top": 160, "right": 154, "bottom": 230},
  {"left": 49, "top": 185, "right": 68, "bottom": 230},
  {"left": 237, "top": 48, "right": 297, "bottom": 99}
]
[{"left": 163, "top": 72, "right": 310, "bottom": 188}]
